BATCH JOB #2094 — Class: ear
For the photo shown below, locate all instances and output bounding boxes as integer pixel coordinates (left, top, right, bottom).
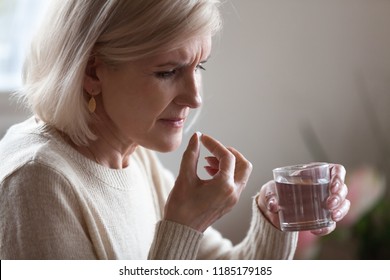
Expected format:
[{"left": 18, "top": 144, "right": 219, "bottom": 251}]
[{"left": 83, "top": 55, "right": 102, "bottom": 95}]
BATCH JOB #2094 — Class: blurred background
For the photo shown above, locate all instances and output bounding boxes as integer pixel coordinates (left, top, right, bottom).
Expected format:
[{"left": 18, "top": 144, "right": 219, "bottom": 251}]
[{"left": 1, "top": 0, "right": 389, "bottom": 259}]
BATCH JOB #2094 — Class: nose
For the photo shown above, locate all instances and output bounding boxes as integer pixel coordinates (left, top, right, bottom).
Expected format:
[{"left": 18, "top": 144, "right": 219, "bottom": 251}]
[{"left": 174, "top": 71, "right": 202, "bottom": 109}]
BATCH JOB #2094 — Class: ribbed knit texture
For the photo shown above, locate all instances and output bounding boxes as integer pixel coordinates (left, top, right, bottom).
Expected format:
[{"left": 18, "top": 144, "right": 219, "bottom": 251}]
[
  {"left": 148, "top": 220, "right": 203, "bottom": 259},
  {"left": 0, "top": 117, "right": 297, "bottom": 259}
]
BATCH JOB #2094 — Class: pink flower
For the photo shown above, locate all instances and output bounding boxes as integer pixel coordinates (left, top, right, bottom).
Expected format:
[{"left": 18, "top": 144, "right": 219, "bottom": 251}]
[
  {"left": 295, "top": 231, "right": 320, "bottom": 259},
  {"left": 340, "top": 165, "right": 386, "bottom": 226}
]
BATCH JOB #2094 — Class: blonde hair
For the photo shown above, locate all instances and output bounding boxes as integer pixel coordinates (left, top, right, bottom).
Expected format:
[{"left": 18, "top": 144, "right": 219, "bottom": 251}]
[{"left": 17, "top": 0, "right": 222, "bottom": 145}]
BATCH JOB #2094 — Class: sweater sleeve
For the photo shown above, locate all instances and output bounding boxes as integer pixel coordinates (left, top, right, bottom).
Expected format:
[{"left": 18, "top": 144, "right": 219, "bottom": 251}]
[
  {"left": 0, "top": 161, "right": 96, "bottom": 260},
  {"left": 148, "top": 194, "right": 298, "bottom": 260},
  {"left": 148, "top": 220, "right": 203, "bottom": 259}
]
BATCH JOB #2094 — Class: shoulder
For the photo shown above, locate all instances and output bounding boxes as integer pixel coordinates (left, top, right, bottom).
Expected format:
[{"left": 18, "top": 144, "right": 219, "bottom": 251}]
[
  {"left": 1, "top": 159, "right": 74, "bottom": 198},
  {"left": 0, "top": 117, "right": 78, "bottom": 186},
  {"left": 0, "top": 157, "right": 91, "bottom": 260}
]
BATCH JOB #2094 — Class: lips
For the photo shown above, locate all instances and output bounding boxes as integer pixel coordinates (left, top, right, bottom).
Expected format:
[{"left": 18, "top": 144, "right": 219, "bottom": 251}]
[{"left": 159, "top": 117, "right": 186, "bottom": 128}]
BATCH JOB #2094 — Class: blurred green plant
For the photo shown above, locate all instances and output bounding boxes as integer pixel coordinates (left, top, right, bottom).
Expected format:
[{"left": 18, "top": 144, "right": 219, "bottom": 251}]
[{"left": 353, "top": 195, "right": 390, "bottom": 259}]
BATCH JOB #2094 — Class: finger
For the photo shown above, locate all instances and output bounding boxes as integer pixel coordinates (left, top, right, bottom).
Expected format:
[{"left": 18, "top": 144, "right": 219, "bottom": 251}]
[
  {"left": 227, "top": 147, "right": 253, "bottom": 191},
  {"left": 256, "top": 182, "right": 281, "bottom": 229},
  {"left": 200, "top": 134, "right": 235, "bottom": 178},
  {"left": 205, "top": 156, "right": 219, "bottom": 169},
  {"left": 330, "top": 164, "right": 346, "bottom": 181},
  {"left": 326, "top": 183, "right": 348, "bottom": 210},
  {"left": 178, "top": 132, "right": 201, "bottom": 181},
  {"left": 331, "top": 199, "right": 351, "bottom": 222},
  {"left": 259, "top": 180, "right": 279, "bottom": 213},
  {"left": 204, "top": 166, "right": 219, "bottom": 176},
  {"left": 310, "top": 221, "right": 336, "bottom": 236},
  {"left": 266, "top": 192, "right": 279, "bottom": 213},
  {"left": 204, "top": 156, "right": 220, "bottom": 176},
  {"left": 329, "top": 164, "right": 346, "bottom": 193}
]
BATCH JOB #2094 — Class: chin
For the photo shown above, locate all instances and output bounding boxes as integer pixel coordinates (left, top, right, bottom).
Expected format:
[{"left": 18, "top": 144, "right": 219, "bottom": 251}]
[
  {"left": 151, "top": 136, "right": 182, "bottom": 153},
  {"left": 158, "top": 142, "right": 181, "bottom": 153}
]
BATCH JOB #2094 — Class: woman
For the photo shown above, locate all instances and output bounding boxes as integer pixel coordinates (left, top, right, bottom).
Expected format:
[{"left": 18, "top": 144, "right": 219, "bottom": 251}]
[{"left": 0, "top": 0, "right": 350, "bottom": 259}]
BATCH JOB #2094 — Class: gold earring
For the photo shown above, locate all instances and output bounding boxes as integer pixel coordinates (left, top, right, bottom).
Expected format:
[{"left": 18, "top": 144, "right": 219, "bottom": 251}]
[{"left": 88, "top": 96, "right": 96, "bottom": 113}]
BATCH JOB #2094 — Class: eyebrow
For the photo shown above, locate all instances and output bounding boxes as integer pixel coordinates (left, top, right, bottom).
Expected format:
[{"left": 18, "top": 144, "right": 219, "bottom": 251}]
[
  {"left": 155, "top": 62, "right": 185, "bottom": 68},
  {"left": 155, "top": 55, "right": 211, "bottom": 68}
]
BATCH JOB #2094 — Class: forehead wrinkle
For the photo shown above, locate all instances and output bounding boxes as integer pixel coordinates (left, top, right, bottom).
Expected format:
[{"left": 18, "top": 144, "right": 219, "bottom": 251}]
[{"left": 151, "top": 36, "right": 211, "bottom": 68}]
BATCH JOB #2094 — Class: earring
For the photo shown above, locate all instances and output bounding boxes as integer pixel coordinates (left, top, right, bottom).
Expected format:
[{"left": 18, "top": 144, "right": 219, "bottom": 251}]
[{"left": 88, "top": 95, "right": 96, "bottom": 113}]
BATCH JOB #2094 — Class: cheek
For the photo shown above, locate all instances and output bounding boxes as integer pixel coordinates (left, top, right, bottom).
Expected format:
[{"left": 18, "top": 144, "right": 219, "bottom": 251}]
[
  {"left": 100, "top": 71, "right": 178, "bottom": 123},
  {"left": 100, "top": 77, "right": 142, "bottom": 113},
  {"left": 143, "top": 82, "right": 178, "bottom": 113},
  {"left": 105, "top": 88, "right": 173, "bottom": 129},
  {"left": 147, "top": 95, "right": 173, "bottom": 115}
]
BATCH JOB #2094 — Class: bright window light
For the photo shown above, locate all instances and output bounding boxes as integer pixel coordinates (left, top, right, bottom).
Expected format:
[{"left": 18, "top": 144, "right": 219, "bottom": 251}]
[{"left": 0, "top": 0, "right": 47, "bottom": 92}]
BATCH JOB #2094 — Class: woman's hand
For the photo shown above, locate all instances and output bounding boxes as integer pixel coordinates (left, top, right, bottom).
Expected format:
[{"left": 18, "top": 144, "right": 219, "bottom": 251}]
[
  {"left": 257, "top": 164, "right": 351, "bottom": 235},
  {"left": 164, "top": 132, "right": 253, "bottom": 232}
]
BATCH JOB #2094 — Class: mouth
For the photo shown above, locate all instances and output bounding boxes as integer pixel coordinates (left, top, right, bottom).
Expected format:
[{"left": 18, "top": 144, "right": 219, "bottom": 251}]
[{"left": 158, "top": 117, "right": 186, "bottom": 128}]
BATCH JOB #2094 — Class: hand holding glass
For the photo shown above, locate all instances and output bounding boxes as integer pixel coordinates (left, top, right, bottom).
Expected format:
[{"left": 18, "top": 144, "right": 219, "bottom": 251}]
[{"left": 273, "top": 163, "right": 334, "bottom": 231}]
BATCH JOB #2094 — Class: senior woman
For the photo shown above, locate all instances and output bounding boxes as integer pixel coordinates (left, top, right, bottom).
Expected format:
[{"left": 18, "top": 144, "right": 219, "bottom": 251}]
[{"left": 0, "top": 0, "right": 350, "bottom": 259}]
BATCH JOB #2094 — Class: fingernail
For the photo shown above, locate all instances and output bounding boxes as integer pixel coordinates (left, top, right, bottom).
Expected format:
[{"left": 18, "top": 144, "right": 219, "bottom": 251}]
[
  {"left": 311, "top": 228, "right": 325, "bottom": 235},
  {"left": 265, "top": 192, "right": 273, "bottom": 199},
  {"left": 331, "top": 180, "right": 341, "bottom": 192},
  {"left": 329, "top": 196, "right": 339, "bottom": 209},
  {"left": 190, "top": 133, "right": 197, "bottom": 144},
  {"left": 267, "top": 198, "right": 276, "bottom": 211},
  {"left": 333, "top": 210, "right": 342, "bottom": 221},
  {"left": 191, "top": 132, "right": 201, "bottom": 143}
]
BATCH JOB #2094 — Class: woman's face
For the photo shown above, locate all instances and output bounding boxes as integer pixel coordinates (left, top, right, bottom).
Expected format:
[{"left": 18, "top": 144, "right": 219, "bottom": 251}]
[{"left": 95, "top": 35, "right": 211, "bottom": 152}]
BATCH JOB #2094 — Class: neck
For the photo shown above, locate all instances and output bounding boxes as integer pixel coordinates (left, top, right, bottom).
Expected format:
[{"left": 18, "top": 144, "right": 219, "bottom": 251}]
[
  {"left": 87, "top": 138, "right": 137, "bottom": 169},
  {"left": 64, "top": 121, "right": 138, "bottom": 169},
  {"left": 92, "top": 118, "right": 139, "bottom": 169}
]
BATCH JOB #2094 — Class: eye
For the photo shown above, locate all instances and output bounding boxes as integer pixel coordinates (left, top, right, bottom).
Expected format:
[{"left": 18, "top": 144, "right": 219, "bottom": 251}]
[
  {"left": 155, "top": 69, "right": 177, "bottom": 79},
  {"left": 196, "top": 63, "right": 206, "bottom": 72}
]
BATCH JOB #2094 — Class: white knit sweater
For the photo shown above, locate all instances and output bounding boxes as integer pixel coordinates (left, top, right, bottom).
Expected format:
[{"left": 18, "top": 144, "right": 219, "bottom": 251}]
[{"left": 0, "top": 117, "right": 297, "bottom": 259}]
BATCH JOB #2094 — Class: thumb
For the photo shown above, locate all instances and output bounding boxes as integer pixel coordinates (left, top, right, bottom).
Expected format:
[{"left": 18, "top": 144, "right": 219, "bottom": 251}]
[
  {"left": 177, "top": 132, "right": 201, "bottom": 181},
  {"left": 259, "top": 180, "right": 279, "bottom": 213}
]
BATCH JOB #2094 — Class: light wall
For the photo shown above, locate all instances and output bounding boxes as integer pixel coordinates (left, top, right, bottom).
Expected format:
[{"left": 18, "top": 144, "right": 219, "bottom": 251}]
[{"left": 1, "top": 0, "right": 390, "bottom": 246}]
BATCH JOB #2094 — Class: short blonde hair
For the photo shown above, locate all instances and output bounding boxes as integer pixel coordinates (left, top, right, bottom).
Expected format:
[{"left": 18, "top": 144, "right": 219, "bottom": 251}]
[{"left": 17, "top": 0, "right": 222, "bottom": 145}]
